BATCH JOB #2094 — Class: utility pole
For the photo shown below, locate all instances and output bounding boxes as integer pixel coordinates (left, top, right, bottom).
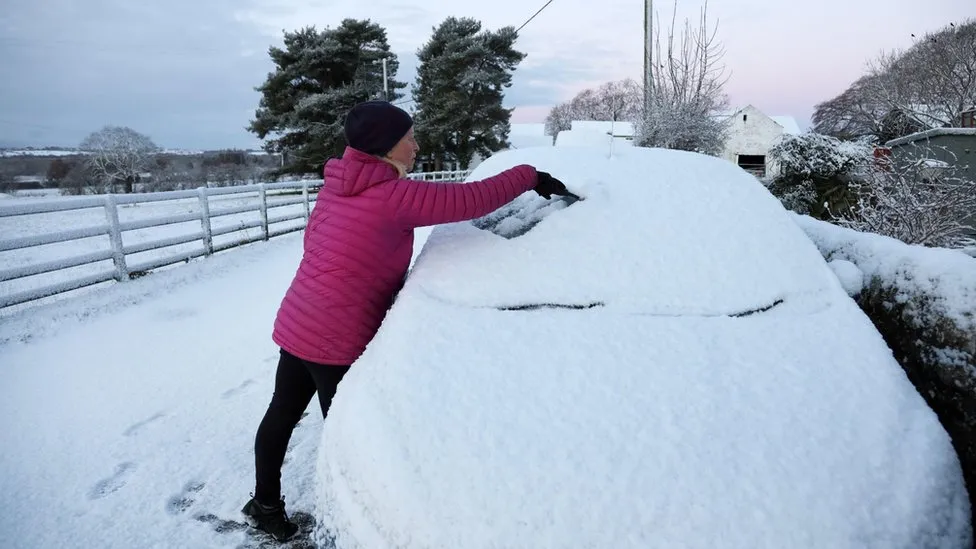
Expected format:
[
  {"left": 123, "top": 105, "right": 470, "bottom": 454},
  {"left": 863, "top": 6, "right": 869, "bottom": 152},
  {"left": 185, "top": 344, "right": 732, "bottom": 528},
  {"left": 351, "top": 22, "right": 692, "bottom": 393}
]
[
  {"left": 382, "top": 57, "right": 389, "bottom": 102},
  {"left": 644, "top": 0, "right": 653, "bottom": 112}
]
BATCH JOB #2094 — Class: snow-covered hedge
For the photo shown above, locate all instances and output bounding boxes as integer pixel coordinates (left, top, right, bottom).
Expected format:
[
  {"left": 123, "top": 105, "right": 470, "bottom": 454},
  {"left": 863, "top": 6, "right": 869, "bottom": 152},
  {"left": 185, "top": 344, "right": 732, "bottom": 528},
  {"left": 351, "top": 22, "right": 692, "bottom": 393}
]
[
  {"left": 793, "top": 213, "right": 976, "bottom": 514},
  {"left": 765, "top": 133, "right": 872, "bottom": 217},
  {"left": 769, "top": 133, "right": 976, "bottom": 248}
]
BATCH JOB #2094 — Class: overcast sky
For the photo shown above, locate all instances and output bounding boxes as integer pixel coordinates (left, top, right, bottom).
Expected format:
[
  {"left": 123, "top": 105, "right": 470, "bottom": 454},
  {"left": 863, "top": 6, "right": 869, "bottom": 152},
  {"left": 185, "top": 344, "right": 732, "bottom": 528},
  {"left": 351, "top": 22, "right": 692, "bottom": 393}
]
[{"left": 1, "top": 0, "right": 972, "bottom": 150}]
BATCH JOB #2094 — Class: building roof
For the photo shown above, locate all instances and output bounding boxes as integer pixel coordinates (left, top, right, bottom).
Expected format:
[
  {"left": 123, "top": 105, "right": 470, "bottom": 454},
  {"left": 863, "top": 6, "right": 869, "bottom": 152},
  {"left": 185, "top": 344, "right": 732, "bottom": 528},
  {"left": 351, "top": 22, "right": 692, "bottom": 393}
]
[
  {"left": 716, "top": 106, "right": 803, "bottom": 135},
  {"left": 508, "top": 134, "right": 554, "bottom": 149},
  {"left": 770, "top": 116, "right": 802, "bottom": 135},
  {"left": 885, "top": 127, "right": 976, "bottom": 147},
  {"left": 570, "top": 120, "right": 635, "bottom": 137}
]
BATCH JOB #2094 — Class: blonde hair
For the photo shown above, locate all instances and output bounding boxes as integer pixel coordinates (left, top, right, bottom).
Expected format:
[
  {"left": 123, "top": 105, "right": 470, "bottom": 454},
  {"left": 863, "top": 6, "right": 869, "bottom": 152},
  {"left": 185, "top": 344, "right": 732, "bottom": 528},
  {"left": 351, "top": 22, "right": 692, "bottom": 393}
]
[{"left": 379, "top": 156, "right": 408, "bottom": 178}]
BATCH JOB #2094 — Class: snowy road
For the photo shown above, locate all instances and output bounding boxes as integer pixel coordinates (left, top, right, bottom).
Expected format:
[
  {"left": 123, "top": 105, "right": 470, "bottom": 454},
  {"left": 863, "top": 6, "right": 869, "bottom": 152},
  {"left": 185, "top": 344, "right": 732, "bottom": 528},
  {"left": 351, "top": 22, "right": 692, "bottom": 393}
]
[{"left": 0, "top": 231, "right": 402, "bottom": 549}]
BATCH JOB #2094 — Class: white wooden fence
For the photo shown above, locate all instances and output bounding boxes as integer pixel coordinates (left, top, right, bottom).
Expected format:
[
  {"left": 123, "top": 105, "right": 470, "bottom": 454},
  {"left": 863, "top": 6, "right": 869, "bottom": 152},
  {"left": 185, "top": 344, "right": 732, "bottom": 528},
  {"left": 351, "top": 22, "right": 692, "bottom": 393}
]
[
  {"left": 0, "top": 170, "right": 472, "bottom": 309},
  {"left": 407, "top": 170, "right": 471, "bottom": 182}
]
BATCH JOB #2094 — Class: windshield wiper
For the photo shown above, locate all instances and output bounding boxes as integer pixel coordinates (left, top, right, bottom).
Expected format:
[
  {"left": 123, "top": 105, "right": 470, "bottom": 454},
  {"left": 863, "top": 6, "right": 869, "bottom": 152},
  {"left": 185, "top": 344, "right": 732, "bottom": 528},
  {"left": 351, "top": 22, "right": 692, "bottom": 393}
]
[
  {"left": 730, "top": 299, "right": 784, "bottom": 317},
  {"left": 498, "top": 301, "right": 604, "bottom": 311}
]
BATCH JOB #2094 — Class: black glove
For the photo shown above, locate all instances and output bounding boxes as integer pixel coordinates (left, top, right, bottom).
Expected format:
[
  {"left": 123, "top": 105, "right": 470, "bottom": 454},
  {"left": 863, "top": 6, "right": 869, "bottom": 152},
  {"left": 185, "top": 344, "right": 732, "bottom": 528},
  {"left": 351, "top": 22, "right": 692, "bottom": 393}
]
[{"left": 533, "top": 171, "right": 574, "bottom": 199}]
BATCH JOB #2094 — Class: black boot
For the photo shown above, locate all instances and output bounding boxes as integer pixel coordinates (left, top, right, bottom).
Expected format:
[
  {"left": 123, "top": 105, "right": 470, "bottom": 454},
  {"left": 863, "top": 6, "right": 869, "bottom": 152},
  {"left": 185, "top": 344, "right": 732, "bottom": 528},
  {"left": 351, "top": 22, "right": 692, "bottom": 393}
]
[{"left": 241, "top": 496, "right": 299, "bottom": 542}]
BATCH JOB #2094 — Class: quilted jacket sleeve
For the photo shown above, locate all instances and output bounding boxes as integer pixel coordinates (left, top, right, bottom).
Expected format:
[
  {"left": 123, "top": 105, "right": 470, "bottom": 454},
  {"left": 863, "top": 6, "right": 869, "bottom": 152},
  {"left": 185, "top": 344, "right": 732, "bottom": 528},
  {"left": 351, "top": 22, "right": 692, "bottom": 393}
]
[{"left": 387, "top": 164, "right": 538, "bottom": 228}]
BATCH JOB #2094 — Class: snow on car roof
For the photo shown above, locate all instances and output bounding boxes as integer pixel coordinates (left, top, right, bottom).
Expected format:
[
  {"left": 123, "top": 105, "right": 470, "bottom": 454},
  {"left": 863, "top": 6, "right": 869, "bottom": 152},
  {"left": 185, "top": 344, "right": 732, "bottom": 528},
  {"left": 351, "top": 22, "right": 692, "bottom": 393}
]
[{"left": 409, "top": 145, "right": 839, "bottom": 315}]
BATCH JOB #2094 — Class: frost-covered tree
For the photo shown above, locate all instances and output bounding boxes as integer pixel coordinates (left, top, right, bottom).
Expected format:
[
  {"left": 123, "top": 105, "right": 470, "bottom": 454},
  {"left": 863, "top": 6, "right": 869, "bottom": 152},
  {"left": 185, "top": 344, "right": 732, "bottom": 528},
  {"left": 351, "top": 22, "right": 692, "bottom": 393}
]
[
  {"left": 544, "top": 79, "right": 643, "bottom": 137},
  {"left": 811, "top": 75, "right": 887, "bottom": 141},
  {"left": 765, "top": 133, "right": 872, "bottom": 219},
  {"left": 814, "top": 19, "right": 976, "bottom": 142},
  {"left": 838, "top": 157, "right": 976, "bottom": 248},
  {"left": 412, "top": 17, "right": 525, "bottom": 170},
  {"left": 79, "top": 126, "right": 160, "bottom": 193},
  {"left": 544, "top": 102, "right": 575, "bottom": 139},
  {"left": 248, "top": 20, "right": 406, "bottom": 175},
  {"left": 635, "top": 0, "right": 730, "bottom": 155}
]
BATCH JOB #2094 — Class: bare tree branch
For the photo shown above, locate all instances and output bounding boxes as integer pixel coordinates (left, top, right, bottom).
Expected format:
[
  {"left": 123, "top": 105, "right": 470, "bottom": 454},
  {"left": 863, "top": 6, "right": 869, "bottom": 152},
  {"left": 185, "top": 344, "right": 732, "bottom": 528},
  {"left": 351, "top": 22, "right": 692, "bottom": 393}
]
[
  {"left": 544, "top": 79, "right": 643, "bottom": 137},
  {"left": 838, "top": 153, "right": 976, "bottom": 248},
  {"left": 635, "top": 0, "right": 730, "bottom": 155},
  {"left": 79, "top": 126, "right": 160, "bottom": 193},
  {"left": 814, "top": 19, "right": 976, "bottom": 142}
]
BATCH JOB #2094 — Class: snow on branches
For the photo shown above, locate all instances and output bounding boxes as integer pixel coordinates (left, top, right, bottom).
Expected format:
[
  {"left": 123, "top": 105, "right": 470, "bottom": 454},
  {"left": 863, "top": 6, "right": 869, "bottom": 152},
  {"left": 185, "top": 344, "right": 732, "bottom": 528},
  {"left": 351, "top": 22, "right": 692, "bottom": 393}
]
[{"left": 79, "top": 125, "right": 160, "bottom": 193}]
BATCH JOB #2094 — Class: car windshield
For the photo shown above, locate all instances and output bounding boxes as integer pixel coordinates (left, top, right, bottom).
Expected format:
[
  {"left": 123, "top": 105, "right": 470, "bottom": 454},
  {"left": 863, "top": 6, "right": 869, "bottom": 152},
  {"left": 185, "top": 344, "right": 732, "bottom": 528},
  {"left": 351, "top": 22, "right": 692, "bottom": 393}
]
[{"left": 409, "top": 146, "right": 836, "bottom": 316}]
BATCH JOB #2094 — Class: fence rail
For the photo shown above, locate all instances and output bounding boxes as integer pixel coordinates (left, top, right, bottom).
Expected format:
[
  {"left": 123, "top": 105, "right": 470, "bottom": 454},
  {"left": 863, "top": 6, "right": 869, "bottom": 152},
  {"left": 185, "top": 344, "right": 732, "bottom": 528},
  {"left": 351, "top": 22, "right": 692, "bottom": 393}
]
[
  {"left": 0, "top": 181, "right": 317, "bottom": 309},
  {"left": 0, "top": 170, "right": 473, "bottom": 310},
  {"left": 407, "top": 170, "right": 471, "bottom": 182}
]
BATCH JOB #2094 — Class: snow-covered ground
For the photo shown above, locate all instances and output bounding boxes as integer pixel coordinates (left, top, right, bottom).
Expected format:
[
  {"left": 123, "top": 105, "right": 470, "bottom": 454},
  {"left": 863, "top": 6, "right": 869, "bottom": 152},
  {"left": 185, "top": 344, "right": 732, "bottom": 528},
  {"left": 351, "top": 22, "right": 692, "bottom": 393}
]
[
  {"left": 793, "top": 213, "right": 976, "bottom": 333},
  {"left": 0, "top": 233, "right": 316, "bottom": 548},
  {"left": 0, "top": 191, "right": 309, "bottom": 315}
]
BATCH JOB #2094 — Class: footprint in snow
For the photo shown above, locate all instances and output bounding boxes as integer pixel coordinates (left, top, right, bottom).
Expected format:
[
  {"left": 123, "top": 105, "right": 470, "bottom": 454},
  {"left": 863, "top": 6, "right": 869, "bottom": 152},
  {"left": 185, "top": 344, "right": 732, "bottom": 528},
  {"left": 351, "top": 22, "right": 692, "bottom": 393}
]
[
  {"left": 222, "top": 379, "right": 256, "bottom": 399},
  {"left": 167, "top": 480, "right": 206, "bottom": 515},
  {"left": 196, "top": 509, "right": 321, "bottom": 548},
  {"left": 123, "top": 411, "right": 166, "bottom": 437},
  {"left": 155, "top": 307, "right": 198, "bottom": 321},
  {"left": 88, "top": 462, "right": 136, "bottom": 500}
]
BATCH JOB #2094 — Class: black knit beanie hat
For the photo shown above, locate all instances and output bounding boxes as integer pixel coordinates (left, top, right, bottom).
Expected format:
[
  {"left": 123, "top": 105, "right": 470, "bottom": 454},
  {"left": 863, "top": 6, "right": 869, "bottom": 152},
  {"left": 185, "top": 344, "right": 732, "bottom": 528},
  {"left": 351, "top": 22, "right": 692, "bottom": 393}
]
[{"left": 343, "top": 100, "right": 413, "bottom": 156}]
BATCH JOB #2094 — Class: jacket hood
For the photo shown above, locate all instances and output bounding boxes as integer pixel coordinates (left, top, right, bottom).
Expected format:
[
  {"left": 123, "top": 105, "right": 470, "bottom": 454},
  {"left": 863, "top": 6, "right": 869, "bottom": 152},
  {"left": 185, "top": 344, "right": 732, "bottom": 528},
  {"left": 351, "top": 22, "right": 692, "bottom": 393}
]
[{"left": 325, "top": 146, "right": 399, "bottom": 197}]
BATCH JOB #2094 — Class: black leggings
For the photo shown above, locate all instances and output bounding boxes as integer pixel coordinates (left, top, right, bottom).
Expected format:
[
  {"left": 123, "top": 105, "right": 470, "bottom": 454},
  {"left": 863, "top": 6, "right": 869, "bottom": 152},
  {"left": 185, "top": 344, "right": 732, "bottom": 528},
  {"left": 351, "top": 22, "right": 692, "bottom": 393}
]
[{"left": 253, "top": 349, "right": 350, "bottom": 504}]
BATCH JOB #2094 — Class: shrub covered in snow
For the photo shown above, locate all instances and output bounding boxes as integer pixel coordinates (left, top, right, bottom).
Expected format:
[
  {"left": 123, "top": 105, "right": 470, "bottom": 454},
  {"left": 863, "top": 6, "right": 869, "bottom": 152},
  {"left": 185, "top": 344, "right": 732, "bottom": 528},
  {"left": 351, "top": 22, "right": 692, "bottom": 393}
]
[
  {"left": 794, "top": 212, "right": 976, "bottom": 525},
  {"left": 837, "top": 157, "right": 976, "bottom": 249},
  {"left": 768, "top": 132, "right": 975, "bottom": 249},
  {"left": 636, "top": 101, "right": 730, "bottom": 156},
  {"left": 765, "top": 132, "right": 872, "bottom": 218},
  {"left": 633, "top": 1, "right": 730, "bottom": 157}
]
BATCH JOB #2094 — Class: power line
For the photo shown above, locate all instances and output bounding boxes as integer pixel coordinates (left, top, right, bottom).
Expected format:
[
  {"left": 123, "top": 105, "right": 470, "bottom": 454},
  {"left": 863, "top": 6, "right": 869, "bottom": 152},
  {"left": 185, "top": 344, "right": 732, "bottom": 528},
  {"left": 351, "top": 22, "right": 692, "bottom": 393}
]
[
  {"left": 515, "top": 0, "right": 558, "bottom": 35},
  {"left": 393, "top": 0, "right": 558, "bottom": 109}
]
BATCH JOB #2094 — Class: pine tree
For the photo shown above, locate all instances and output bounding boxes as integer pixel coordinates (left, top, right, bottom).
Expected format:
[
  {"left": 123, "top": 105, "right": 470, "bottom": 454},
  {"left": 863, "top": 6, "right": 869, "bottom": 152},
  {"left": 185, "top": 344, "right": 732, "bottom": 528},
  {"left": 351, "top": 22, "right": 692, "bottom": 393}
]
[
  {"left": 248, "top": 20, "right": 406, "bottom": 175},
  {"left": 412, "top": 17, "right": 525, "bottom": 170}
]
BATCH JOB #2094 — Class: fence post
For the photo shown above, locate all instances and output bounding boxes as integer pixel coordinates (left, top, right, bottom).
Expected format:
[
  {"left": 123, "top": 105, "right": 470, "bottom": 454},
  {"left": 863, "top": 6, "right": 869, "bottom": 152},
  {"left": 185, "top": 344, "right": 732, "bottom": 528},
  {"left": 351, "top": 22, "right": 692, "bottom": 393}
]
[
  {"left": 302, "top": 180, "right": 310, "bottom": 224},
  {"left": 259, "top": 183, "right": 269, "bottom": 240},
  {"left": 197, "top": 187, "right": 213, "bottom": 256},
  {"left": 104, "top": 194, "right": 129, "bottom": 281}
]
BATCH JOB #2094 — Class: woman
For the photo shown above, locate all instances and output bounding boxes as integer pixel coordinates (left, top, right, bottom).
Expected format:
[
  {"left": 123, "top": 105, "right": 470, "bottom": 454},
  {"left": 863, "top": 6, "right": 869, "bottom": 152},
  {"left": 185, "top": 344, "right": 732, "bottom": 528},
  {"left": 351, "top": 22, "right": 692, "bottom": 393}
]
[{"left": 242, "top": 100, "right": 571, "bottom": 541}]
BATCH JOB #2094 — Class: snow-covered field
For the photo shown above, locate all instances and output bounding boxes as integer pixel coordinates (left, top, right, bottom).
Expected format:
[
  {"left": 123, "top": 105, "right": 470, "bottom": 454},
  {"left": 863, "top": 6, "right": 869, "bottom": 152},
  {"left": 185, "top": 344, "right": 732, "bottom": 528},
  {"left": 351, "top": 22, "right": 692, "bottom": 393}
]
[
  {"left": 0, "top": 149, "right": 89, "bottom": 157},
  {"left": 0, "top": 191, "right": 310, "bottom": 315}
]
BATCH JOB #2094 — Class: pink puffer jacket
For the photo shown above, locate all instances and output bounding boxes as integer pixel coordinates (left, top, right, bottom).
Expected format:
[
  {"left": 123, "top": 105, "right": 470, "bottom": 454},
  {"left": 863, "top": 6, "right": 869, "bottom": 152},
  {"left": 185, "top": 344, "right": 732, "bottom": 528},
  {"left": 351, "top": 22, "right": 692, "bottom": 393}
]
[{"left": 272, "top": 147, "right": 539, "bottom": 365}]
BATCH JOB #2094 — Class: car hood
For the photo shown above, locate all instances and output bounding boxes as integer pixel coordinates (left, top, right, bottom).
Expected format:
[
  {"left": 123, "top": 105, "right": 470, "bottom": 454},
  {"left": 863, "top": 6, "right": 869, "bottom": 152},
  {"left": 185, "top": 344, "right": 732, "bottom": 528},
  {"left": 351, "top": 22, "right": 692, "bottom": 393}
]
[{"left": 316, "top": 290, "right": 970, "bottom": 549}]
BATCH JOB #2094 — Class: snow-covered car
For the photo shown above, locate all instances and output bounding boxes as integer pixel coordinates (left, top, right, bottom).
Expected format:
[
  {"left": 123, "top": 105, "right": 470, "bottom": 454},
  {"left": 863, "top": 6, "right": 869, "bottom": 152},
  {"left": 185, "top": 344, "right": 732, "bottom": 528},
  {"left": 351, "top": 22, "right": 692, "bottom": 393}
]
[{"left": 314, "top": 146, "right": 972, "bottom": 548}]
